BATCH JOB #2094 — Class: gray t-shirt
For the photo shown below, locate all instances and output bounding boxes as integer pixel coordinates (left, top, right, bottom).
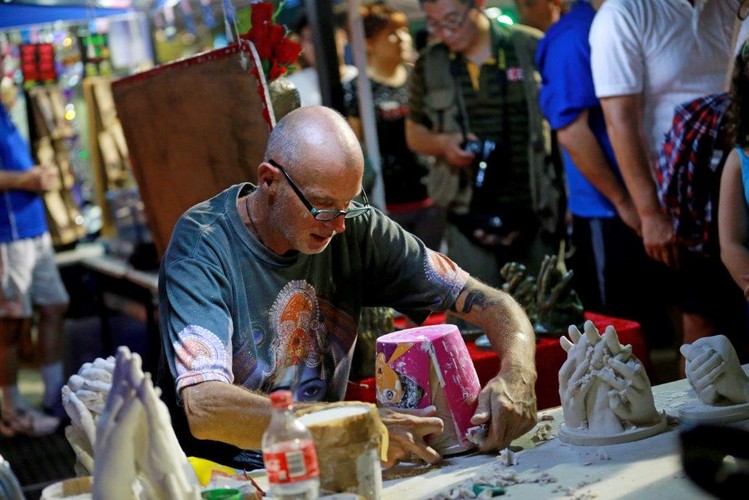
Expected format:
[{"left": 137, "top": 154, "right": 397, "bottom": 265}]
[{"left": 159, "top": 183, "right": 469, "bottom": 406}]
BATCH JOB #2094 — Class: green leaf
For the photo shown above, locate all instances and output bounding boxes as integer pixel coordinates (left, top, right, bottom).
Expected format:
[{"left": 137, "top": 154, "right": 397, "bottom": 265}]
[{"left": 273, "top": 0, "right": 286, "bottom": 22}]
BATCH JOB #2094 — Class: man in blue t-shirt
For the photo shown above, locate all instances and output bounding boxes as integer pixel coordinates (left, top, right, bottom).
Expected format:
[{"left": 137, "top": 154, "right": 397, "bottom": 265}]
[
  {"left": 158, "top": 105, "right": 539, "bottom": 470},
  {"left": 535, "top": 0, "right": 674, "bottom": 350},
  {"left": 0, "top": 77, "right": 68, "bottom": 437}
]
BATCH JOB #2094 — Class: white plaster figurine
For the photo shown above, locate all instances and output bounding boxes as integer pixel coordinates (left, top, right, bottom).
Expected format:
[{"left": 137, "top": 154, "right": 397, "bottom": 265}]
[
  {"left": 680, "top": 335, "right": 749, "bottom": 406},
  {"left": 63, "top": 347, "right": 201, "bottom": 499},
  {"left": 62, "top": 355, "right": 116, "bottom": 476},
  {"left": 557, "top": 321, "right": 666, "bottom": 445}
]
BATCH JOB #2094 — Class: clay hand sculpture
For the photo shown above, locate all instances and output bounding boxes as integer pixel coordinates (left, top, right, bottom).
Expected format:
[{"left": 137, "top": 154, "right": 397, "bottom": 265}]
[
  {"left": 560, "top": 322, "right": 622, "bottom": 433},
  {"left": 534, "top": 255, "right": 585, "bottom": 337},
  {"left": 680, "top": 335, "right": 749, "bottom": 405},
  {"left": 500, "top": 262, "right": 537, "bottom": 321},
  {"left": 62, "top": 386, "right": 97, "bottom": 475},
  {"left": 92, "top": 347, "right": 201, "bottom": 499},
  {"left": 596, "top": 348, "right": 661, "bottom": 427},
  {"left": 62, "top": 356, "right": 116, "bottom": 475},
  {"left": 558, "top": 321, "right": 664, "bottom": 445},
  {"left": 93, "top": 359, "right": 140, "bottom": 498}
]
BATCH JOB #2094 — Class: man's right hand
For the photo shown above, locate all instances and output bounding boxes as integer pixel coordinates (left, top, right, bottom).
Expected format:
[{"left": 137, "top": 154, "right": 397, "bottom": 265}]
[
  {"left": 442, "top": 133, "right": 475, "bottom": 169},
  {"left": 641, "top": 211, "right": 679, "bottom": 268},
  {"left": 377, "top": 406, "right": 444, "bottom": 468},
  {"left": 17, "top": 166, "right": 56, "bottom": 192}
]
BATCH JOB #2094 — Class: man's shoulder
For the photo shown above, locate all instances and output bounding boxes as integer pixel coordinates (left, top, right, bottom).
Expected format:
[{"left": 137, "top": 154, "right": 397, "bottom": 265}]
[
  {"left": 413, "top": 41, "right": 452, "bottom": 80},
  {"left": 417, "top": 40, "right": 451, "bottom": 61},
  {"left": 174, "top": 184, "right": 242, "bottom": 234},
  {"left": 508, "top": 22, "right": 543, "bottom": 42},
  {"left": 506, "top": 23, "right": 542, "bottom": 57},
  {"left": 598, "top": 0, "right": 640, "bottom": 11},
  {"left": 595, "top": 0, "right": 649, "bottom": 22},
  {"left": 540, "top": 7, "right": 594, "bottom": 53}
]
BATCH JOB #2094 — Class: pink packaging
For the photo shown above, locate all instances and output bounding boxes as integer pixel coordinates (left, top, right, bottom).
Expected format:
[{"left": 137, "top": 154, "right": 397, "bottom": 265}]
[{"left": 375, "top": 324, "right": 481, "bottom": 454}]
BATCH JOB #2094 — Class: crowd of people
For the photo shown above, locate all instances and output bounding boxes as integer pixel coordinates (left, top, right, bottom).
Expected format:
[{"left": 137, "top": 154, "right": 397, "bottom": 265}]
[{"left": 281, "top": 0, "right": 749, "bottom": 372}]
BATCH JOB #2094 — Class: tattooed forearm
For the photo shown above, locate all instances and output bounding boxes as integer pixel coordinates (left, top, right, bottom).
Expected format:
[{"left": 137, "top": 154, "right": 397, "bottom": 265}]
[{"left": 457, "top": 285, "right": 500, "bottom": 314}]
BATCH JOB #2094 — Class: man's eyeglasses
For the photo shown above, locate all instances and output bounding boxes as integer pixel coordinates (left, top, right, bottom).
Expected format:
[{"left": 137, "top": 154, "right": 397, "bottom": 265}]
[
  {"left": 426, "top": 2, "right": 474, "bottom": 35},
  {"left": 268, "top": 159, "right": 371, "bottom": 221}
]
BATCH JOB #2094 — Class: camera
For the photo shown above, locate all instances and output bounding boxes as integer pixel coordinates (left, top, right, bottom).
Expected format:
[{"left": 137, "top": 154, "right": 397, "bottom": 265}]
[{"left": 462, "top": 138, "right": 497, "bottom": 188}]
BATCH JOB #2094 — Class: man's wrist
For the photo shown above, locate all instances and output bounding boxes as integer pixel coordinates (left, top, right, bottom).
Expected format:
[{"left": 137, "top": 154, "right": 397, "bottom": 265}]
[
  {"left": 498, "top": 360, "right": 537, "bottom": 382},
  {"left": 436, "top": 133, "right": 452, "bottom": 157},
  {"left": 11, "top": 172, "right": 25, "bottom": 190}
]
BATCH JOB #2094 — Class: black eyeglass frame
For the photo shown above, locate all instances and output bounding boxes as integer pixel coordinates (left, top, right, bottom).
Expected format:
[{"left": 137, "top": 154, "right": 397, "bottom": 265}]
[
  {"left": 268, "top": 159, "right": 371, "bottom": 221},
  {"left": 426, "top": 1, "right": 475, "bottom": 35}
]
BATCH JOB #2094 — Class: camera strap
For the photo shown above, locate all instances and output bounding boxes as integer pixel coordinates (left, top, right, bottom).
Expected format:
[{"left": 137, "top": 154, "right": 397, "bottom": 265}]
[{"left": 449, "top": 31, "right": 511, "bottom": 157}]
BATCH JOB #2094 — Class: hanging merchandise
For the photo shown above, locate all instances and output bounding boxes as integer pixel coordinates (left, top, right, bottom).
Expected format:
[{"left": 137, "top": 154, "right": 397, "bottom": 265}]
[
  {"left": 79, "top": 32, "right": 112, "bottom": 77},
  {"left": 26, "top": 84, "right": 87, "bottom": 247},
  {"left": 20, "top": 43, "right": 57, "bottom": 85}
]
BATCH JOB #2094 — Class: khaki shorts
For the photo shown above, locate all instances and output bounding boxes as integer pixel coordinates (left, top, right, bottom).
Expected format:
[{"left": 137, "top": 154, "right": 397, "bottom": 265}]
[{"left": 0, "top": 233, "right": 69, "bottom": 318}]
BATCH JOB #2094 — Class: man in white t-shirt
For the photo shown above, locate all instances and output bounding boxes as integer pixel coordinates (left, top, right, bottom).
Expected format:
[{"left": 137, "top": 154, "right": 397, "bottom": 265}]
[{"left": 590, "top": 0, "right": 749, "bottom": 366}]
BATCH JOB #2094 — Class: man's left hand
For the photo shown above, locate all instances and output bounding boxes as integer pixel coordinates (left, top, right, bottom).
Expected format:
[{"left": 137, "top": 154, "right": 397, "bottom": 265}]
[
  {"left": 470, "top": 371, "right": 537, "bottom": 452},
  {"left": 378, "top": 406, "right": 444, "bottom": 468}
]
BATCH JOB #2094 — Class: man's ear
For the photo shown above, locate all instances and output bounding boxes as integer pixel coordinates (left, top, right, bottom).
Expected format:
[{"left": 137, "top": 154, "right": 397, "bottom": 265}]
[{"left": 257, "top": 161, "right": 278, "bottom": 189}]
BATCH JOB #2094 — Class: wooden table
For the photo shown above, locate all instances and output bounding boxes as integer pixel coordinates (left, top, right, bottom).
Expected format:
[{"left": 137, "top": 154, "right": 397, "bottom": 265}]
[
  {"left": 78, "top": 250, "right": 160, "bottom": 373},
  {"left": 346, "top": 311, "right": 649, "bottom": 410},
  {"left": 381, "top": 366, "right": 749, "bottom": 499}
]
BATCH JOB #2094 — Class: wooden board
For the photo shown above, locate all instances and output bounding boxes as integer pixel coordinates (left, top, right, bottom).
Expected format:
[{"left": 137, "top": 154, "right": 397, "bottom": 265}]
[
  {"left": 83, "top": 76, "right": 132, "bottom": 238},
  {"left": 111, "top": 41, "right": 273, "bottom": 258}
]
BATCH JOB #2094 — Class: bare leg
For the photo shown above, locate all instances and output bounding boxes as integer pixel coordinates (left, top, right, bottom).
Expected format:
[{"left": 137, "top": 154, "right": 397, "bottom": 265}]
[
  {"left": 19, "top": 316, "right": 36, "bottom": 364},
  {"left": 36, "top": 303, "right": 66, "bottom": 365},
  {"left": 681, "top": 312, "right": 714, "bottom": 378},
  {"left": 0, "top": 318, "right": 28, "bottom": 411},
  {"left": 36, "top": 303, "right": 67, "bottom": 410}
]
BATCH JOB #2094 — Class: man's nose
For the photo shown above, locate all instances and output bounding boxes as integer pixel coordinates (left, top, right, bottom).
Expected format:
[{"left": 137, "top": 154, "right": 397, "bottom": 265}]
[{"left": 327, "top": 216, "right": 346, "bottom": 234}]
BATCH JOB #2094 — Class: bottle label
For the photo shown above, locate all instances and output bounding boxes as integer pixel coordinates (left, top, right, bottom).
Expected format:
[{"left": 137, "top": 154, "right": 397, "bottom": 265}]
[{"left": 264, "top": 440, "right": 319, "bottom": 484}]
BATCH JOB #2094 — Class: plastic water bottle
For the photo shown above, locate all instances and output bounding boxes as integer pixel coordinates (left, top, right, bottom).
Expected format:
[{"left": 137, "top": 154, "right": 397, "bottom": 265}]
[{"left": 262, "top": 390, "right": 320, "bottom": 499}]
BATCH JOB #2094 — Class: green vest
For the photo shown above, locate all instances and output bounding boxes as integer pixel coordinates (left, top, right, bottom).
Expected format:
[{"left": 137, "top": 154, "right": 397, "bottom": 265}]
[{"left": 419, "top": 21, "right": 563, "bottom": 236}]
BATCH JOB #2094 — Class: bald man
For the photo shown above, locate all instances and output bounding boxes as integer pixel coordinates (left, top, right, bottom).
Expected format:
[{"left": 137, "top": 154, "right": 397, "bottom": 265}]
[{"left": 157, "top": 106, "right": 537, "bottom": 470}]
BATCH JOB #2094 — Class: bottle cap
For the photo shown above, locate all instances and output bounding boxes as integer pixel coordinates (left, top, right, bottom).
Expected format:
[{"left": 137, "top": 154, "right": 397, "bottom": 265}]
[{"left": 270, "top": 389, "right": 293, "bottom": 408}]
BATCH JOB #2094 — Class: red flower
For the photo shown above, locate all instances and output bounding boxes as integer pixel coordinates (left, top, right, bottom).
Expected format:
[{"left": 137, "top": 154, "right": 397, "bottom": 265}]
[
  {"left": 239, "top": 1, "right": 301, "bottom": 82},
  {"left": 269, "top": 61, "right": 287, "bottom": 80},
  {"left": 250, "top": 1, "right": 274, "bottom": 27},
  {"left": 253, "top": 37, "right": 273, "bottom": 59},
  {"left": 274, "top": 37, "right": 302, "bottom": 65},
  {"left": 270, "top": 24, "right": 285, "bottom": 45}
]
